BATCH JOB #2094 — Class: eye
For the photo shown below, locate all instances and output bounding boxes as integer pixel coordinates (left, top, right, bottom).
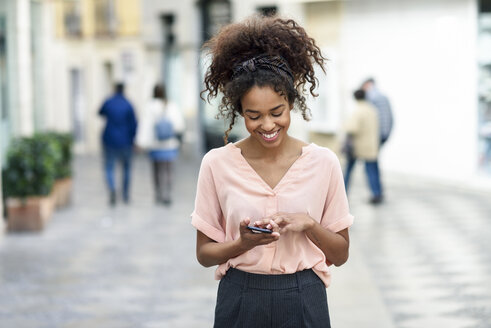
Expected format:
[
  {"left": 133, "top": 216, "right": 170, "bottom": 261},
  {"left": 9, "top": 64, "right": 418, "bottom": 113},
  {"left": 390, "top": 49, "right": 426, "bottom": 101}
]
[
  {"left": 248, "top": 116, "right": 260, "bottom": 120},
  {"left": 271, "top": 111, "right": 283, "bottom": 117}
]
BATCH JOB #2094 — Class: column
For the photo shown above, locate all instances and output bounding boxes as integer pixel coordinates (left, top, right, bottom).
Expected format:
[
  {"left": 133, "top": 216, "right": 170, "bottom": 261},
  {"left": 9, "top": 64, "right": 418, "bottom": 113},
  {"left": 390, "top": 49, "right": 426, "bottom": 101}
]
[{"left": 16, "top": 0, "right": 33, "bottom": 136}]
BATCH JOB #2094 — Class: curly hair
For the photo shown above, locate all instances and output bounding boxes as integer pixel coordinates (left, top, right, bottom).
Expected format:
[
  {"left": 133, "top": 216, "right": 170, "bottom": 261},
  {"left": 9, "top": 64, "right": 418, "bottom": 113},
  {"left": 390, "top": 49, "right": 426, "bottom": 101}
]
[{"left": 201, "top": 15, "right": 326, "bottom": 143}]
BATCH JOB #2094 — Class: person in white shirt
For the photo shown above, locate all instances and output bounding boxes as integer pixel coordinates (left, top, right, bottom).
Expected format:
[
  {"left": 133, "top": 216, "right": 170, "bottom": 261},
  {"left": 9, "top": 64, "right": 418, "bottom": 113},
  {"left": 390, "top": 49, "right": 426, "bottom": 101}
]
[{"left": 136, "top": 84, "right": 185, "bottom": 205}]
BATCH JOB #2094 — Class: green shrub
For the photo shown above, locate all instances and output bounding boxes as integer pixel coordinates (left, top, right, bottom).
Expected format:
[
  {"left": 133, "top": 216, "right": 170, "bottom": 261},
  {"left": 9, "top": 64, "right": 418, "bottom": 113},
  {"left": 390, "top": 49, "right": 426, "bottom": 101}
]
[
  {"left": 2, "top": 136, "right": 61, "bottom": 198},
  {"left": 41, "top": 132, "right": 74, "bottom": 179}
]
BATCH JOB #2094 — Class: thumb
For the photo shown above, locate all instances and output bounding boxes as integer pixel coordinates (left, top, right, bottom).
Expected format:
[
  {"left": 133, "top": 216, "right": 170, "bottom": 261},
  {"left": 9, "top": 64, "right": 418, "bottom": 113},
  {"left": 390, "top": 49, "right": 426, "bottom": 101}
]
[{"left": 241, "top": 217, "right": 251, "bottom": 227}]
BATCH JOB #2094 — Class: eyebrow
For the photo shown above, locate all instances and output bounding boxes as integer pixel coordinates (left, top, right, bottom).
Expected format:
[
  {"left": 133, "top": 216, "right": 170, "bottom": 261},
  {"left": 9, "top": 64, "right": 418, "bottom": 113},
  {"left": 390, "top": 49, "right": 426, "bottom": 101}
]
[{"left": 244, "top": 104, "right": 284, "bottom": 114}]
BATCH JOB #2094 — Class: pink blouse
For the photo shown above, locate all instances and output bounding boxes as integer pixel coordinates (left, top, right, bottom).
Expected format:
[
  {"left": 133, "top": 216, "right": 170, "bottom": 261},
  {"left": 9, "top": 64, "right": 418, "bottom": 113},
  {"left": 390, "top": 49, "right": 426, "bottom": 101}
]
[{"left": 191, "top": 142, "right": 354, "bottom": 287}]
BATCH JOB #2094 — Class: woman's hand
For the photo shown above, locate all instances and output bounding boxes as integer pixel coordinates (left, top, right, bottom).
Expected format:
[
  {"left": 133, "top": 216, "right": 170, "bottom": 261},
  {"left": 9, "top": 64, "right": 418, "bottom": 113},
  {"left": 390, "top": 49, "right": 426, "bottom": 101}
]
[
  {"left": 195, "top": 218, "right": 280, "bottom": 267},
  {"left": 254, "top": 212, "right": 314, "bottom": 234},
  {"left": 238, "top": 218, "right": 280, "bottom": 251},
  {"left": 254, "top": 212, "right": 350, "bottom": 266}
]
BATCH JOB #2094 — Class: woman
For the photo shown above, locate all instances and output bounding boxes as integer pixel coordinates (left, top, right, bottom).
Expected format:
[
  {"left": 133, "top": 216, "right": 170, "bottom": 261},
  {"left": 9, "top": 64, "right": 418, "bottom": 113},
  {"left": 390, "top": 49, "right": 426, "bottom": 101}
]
[
  {"left": 136, "top": 84, "right": 184, "bottom": 205},
  {"left": 192, "top": 16, "right": 353, "bottom": 327}
]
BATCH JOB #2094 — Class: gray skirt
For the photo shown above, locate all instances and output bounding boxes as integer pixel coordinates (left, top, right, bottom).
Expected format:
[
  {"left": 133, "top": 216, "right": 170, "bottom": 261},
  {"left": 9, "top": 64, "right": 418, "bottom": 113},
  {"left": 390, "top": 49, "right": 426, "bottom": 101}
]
[{"left": 214, "top": 268, "right": 331, "bottom": 328}]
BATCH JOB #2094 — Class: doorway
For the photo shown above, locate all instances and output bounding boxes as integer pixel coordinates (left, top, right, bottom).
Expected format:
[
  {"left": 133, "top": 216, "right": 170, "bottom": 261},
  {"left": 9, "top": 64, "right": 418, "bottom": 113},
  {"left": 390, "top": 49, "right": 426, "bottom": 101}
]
[{"left": 70, "top": 68, "right": 84, "bottom": 144}]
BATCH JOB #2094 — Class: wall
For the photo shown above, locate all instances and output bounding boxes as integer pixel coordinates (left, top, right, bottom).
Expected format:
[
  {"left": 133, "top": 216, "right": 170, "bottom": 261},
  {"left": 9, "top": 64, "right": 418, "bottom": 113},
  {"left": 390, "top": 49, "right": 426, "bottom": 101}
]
[
  {"left": 46, "top": 0, "right": 146, "bottom": 153},
  {"left": 139, "top": 0, "right": 484, "bottom": 185},
  {"left": 302, "top": 0, "right": 480, "bottom": 183},
  {"left": 141, "top": 0, "right": 201, "bottom": 107},
  {"left": 339, "top": 0, "right": 478, "bottom": 182},
  {"left": 141, "top": 0, "right": 203, "bottom": 147}
]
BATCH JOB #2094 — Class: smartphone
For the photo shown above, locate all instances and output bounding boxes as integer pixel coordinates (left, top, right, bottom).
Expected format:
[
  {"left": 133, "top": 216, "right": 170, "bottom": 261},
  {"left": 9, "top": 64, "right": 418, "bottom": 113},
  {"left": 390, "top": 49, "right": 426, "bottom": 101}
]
[{"left": 247, "top": 226, "right": 273, "bottom": 234}]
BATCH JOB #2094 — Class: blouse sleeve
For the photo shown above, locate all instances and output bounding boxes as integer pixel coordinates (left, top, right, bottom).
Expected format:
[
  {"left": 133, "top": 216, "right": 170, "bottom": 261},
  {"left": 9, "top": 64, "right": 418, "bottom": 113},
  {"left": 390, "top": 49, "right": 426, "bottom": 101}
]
[
  {"left": 191, "top": 152, "right": 226, "bottom": 242},
  {"left": 320, "top": 154, "right": 354, "bottom": 232}
]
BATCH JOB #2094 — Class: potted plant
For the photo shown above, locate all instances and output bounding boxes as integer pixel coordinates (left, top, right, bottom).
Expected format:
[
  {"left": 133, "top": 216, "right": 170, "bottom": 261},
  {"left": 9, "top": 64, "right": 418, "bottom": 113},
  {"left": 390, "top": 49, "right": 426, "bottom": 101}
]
[
  {"left": 1, "top": 136, "right": 60, "bottom": 231},
  {"left": 44, "top": 132, "right": 74, "bottom": 208}
]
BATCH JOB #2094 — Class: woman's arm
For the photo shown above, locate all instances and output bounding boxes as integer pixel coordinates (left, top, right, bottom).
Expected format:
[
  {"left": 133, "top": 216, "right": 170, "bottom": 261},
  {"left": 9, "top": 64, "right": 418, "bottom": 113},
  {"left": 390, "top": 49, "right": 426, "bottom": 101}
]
[
  {"left": 196, "top": 218, "right": 280, "bottom": 267},
  {"left": 196, "top": 231, "right": 246, "bottom": 267},
  {"left": 304, "top": 222, "right": 349, "bottom": 266},
  {"left": 254, "top": 213, "right": 349, "bottom": 266}
]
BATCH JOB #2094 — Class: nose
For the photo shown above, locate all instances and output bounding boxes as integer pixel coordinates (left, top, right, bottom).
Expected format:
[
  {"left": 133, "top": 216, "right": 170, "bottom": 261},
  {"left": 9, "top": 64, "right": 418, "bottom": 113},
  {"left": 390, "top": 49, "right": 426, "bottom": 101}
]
[{"left": 261, "top": 116, "right": 276, "bottom": 131}]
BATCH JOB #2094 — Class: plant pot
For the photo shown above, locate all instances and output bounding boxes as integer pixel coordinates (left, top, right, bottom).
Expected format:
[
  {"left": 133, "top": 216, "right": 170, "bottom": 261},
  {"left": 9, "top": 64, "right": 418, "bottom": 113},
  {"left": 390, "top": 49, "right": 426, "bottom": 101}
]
[
  {"left": 53, "top": 177, "right": 73, "bottom": 208},
  {"left": 6, "top": 196, "right": 55, "bottom": 232}
]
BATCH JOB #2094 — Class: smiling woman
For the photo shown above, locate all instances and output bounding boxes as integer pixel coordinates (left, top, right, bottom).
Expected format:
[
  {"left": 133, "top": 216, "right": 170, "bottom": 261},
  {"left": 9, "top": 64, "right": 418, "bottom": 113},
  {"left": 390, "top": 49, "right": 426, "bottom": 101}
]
[
  {"left": 241, "top": 86, "right": 290, "bottom": 147},
  {"left": 192, "top": 14, "right": 354, "bottom": 328}
]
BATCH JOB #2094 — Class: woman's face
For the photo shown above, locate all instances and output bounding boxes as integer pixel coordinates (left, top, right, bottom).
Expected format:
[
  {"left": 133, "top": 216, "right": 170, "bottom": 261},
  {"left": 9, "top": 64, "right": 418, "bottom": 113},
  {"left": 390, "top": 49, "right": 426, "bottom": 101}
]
[{"left": 240, "top": 85, "right": 291, "bottom": 148}]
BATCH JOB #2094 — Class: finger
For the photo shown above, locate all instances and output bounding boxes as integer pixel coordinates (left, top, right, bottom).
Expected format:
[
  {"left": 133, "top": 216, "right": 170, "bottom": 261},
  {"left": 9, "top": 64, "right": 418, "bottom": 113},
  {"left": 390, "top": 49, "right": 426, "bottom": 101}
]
[
  {"left": 254, "top": 219, "right": 270, "bottom": 227},
  {"left": 269, "top": 220, "right": 280, "bottom": 233},
  {"left": 241, "top": 217, "right": 251, "bottom": 227},
  {"left": 272, "top": 216, "right": 286, "bottom": 227}
]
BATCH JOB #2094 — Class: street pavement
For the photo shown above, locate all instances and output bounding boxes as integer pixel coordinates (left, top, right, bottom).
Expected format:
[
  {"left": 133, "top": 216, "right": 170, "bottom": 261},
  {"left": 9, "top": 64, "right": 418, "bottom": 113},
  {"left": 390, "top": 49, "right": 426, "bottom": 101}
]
[{"left": 0, "top": 143, "right": 491, "bottom": 328}]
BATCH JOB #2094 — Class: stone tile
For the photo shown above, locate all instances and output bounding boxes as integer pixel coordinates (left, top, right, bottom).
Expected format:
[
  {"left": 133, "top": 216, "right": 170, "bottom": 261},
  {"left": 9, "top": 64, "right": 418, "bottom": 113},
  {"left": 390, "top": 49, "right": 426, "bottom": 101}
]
[
  {"left": 398, "top": 315, "right": 477, "bottom": 328},
  {"left": 1, "top": 149, "right": 491, "bottom": 327}
]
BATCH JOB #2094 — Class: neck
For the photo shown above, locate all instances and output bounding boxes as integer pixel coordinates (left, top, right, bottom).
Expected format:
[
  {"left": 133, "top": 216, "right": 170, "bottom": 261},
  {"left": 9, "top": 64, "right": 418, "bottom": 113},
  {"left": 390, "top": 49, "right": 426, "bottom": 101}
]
[{"left": 247, "top": 135, "right": 293, "bottom": 160}]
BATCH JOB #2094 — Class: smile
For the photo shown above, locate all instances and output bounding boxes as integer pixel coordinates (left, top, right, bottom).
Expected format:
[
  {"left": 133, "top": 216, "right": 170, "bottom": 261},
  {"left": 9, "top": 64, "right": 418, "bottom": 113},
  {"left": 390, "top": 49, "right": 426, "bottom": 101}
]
[{"left": 260, "top": 130, "right": 280, "bottom": 141}]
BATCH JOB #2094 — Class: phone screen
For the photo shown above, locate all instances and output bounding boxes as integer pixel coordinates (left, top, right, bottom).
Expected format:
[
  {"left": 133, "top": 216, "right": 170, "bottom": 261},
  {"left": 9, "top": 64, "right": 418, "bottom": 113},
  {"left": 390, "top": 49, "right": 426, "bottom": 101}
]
[{"left": 247, "top": 226, "right": 273, "bottom": 234}]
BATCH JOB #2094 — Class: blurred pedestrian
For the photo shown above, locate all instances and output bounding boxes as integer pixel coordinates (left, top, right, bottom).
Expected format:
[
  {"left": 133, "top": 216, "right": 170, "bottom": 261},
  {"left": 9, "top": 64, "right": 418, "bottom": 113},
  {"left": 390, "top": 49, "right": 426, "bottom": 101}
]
[
  {"left": 192, "top": 15, "right": 353, "bottom": 328},
  {"left": 343, "top": 89, "right": 382, "bottom": 204},
  {"left": 136, "top": 83, "right": 184, "bottom": 205},
  {"left": 361, "top": 77, "right": 393, "bottom": 203},
  {"left": 99, "top": 83, "right": 137, "bottom": 206},
  {"left": 361, "top": 77, "right": 393, "bottom": 145}
]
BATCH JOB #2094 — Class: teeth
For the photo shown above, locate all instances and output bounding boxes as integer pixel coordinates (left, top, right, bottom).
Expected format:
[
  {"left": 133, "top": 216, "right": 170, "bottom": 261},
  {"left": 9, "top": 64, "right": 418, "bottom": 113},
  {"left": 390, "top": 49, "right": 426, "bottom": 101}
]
[{"left": 263, "top": 131, "right": 278, "bottom": 139}]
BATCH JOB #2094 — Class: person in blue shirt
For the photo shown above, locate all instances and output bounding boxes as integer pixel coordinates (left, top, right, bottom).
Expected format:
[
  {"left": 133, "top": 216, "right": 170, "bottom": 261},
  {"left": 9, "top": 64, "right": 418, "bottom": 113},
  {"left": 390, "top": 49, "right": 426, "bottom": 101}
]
[{"left": 99, "top": 83, "right": 138, "bottom": 206}]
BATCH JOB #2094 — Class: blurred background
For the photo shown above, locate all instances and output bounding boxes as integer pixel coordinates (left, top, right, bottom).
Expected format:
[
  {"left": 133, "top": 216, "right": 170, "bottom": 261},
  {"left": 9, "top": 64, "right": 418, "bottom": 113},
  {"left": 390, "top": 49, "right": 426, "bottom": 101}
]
[
  {"left": 1, "top": 0, "right": 491, "bottom": 188},
  {"left": 0, "top": 0, "right": 491, "bottom": 327}
]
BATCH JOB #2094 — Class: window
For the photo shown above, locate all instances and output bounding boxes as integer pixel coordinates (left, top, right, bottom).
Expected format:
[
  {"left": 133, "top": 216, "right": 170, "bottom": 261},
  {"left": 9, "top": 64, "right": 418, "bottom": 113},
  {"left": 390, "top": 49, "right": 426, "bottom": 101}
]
[
  {"left": 257, "top": 6, "right": 277, "bottom": 17},
  {"left": 70, "top": 69, "right": 85, "bottom": 142},
  {"left": 63, "top": 0, "right": 82, "bottom": 38},
  {"left": 199, "top": 0, "right": 231, "bottom": 42},
  {"left": 95, "top": 0, "right": 118, "bottom": 37}
]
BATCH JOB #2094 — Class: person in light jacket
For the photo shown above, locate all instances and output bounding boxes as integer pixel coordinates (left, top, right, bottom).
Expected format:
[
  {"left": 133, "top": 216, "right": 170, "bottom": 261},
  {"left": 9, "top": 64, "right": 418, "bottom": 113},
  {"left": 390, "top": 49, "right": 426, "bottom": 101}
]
[
  {"left": 136, "top": 84, "right": 184, "bottom": 205},
  {"left": 343, "top": 89, "right": 381, "bottom": 204}
]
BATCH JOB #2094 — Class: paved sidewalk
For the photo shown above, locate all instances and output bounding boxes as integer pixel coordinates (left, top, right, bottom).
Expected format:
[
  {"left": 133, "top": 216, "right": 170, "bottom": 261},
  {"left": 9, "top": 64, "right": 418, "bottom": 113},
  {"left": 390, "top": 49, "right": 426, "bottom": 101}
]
[
  {"left": 0, "top": 145, "right": 490, "bottom": 327},
  {"left": 335, "top": 166, "right": 491, "bottom": 328},
  {"left": 0, "top": 147, "right": 216, "bottom": 328}
]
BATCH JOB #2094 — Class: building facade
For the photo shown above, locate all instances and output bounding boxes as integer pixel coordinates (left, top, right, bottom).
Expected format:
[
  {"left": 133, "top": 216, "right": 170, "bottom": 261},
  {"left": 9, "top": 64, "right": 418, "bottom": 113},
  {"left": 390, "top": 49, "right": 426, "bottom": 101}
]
[
  {"left": 49, "top": 0, "right": 146, "bottom": 153},
  {"left": 0, "top": 0, "right": 146, "bottom": 221},
  {"left": 304, "top": 0, "right": 483, "bottom": 187},
  {"left": 0, "top": 0, "right": 39, "bottom": 225},
  {"left": 1, "top": 0, "right": 490, "bottom": 222},
  {"left": 141, "top": 0, "right": 489, "bottom": 186}
]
